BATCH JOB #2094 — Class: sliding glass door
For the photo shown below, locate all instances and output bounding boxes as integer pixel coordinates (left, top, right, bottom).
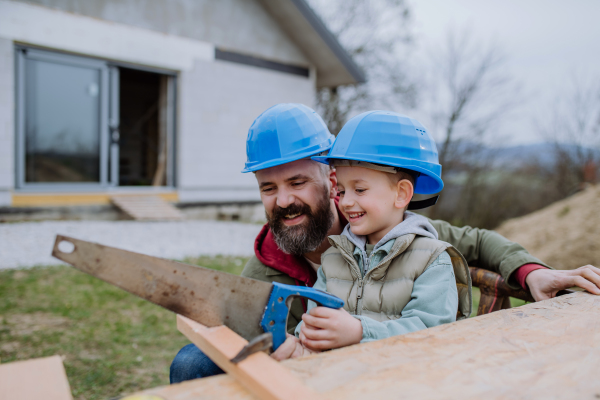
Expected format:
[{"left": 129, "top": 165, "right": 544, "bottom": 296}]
[
  {"left": 16, "top": 47, "right": 176, "bottom": 190},
  {"left": 16, "top": 48, "right": 111, "bottom": 187}
]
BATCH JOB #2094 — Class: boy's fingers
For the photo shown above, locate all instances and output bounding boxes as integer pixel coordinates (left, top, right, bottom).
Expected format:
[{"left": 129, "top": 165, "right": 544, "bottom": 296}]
[
  {"left": 302, "top": 313, "right": 329, "bottom": 329},
  {"left": 301, "top": 337, "right": 333, "bottom": 351},
  {"left": 309, "top": 306, "right": 339, "bottom": 318},
  {"left": 301, "top": 324, "right": 333, "bottom": 341}
]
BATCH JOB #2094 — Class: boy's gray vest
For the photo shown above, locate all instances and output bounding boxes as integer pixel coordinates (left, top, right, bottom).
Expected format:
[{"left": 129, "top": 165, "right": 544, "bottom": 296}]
[{"left": 322, "top": 234, "right": 472, "bottom": 321}]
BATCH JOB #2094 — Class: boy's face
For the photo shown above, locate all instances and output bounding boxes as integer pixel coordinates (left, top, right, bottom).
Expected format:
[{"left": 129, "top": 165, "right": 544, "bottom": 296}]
[{"left": 336, "top": 166, "right": 409, "bottom": 244}]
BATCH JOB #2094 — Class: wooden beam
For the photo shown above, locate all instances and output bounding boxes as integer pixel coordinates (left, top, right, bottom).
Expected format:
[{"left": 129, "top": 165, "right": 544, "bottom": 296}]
[
  {"left": 176, "top": 315, "right": 317, "bottom": 400},
  {"left": 0, "top": 355, "right": 73, "bottom": 400},
  {"left": 134, "top": 292, "right": 600, "bottom": 399}
]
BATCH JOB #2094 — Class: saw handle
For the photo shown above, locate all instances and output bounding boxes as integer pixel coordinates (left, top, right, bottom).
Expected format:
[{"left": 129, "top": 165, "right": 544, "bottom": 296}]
[{"left": 261, "top": 282, "right": 344, "bottom": 350}]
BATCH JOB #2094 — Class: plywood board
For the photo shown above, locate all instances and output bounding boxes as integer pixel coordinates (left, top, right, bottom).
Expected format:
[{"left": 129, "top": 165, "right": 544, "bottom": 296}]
[
  {"left": 0, "top": 355, "right": 73, "bottom": 400},
  {"left": 136, "top": 292, "right": 600, "bottom": 399}
]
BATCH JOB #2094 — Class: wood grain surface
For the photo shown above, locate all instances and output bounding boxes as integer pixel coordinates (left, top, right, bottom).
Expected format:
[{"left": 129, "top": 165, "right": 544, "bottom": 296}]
[{"left": 139, "top": 292, "right": 600, "bottom": 400}]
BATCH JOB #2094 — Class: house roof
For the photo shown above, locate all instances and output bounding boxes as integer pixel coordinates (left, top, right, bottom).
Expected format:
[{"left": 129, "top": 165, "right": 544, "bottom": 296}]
[{"left": 258, "top": 0, "right": 366, "bottom": 88}]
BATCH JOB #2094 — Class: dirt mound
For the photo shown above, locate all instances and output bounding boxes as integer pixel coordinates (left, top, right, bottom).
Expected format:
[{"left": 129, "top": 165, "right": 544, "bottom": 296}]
[{"left": 495, "top": 184, "right": 600, "bottom": 270}]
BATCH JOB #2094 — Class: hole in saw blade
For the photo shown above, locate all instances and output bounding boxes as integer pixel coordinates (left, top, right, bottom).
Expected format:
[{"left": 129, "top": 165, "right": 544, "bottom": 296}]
[{"left": 58, "top": 240, "right": 75, "bottom": 254}]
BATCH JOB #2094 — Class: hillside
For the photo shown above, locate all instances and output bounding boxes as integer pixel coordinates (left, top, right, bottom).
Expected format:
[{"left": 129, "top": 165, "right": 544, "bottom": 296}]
[{"left": 495, "top": 184, "right": 600, "bottom": 270}]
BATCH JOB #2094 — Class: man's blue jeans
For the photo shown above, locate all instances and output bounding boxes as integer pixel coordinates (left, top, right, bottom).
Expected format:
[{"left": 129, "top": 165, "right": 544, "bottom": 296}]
[{"left": 170, "top": 343, "right": 224, "bottom": 383}]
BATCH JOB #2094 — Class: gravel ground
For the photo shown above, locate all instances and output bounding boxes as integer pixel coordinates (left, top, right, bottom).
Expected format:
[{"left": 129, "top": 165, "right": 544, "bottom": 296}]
[{"left": 0, "top": 220, "right": 263, "bottom": 269}]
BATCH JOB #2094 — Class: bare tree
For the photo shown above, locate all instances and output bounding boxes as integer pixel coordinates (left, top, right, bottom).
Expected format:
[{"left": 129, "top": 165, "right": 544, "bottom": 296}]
[
  {"left": 307, "top": 0, "right": 416, "bottom": 134},
  {"left": 422, "top": 29, "right": 517, "bottom": 171},
  {"left": 538, "top": 77, "right": 600, "bottom": 198},
  {"left": 418, "top": 29, "right": 519, "bottom": 222}
]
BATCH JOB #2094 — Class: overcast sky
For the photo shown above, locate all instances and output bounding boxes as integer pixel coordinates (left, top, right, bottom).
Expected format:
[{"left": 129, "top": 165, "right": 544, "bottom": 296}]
[{"left": 410, "top": 0, "right": 600, "bottom": 145}]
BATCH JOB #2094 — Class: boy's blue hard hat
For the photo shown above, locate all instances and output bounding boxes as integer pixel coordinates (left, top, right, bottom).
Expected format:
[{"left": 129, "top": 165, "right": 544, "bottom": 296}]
[
  {"left": 312, "top": 110, "right": 443, "bottom": 195},
  {"left": 242, "top": 103, "right": 335, "bottom": 173}
]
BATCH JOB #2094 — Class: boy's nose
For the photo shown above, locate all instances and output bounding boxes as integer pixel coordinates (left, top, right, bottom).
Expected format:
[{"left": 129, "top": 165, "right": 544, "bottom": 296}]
[{"left": 340, "top": 193, "right": 354, "bottom": 209}]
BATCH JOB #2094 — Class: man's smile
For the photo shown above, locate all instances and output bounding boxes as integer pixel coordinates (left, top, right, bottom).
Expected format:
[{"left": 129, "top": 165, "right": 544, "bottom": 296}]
[{"left": 282, "top": 213, "right": 306, "bottom": 226}]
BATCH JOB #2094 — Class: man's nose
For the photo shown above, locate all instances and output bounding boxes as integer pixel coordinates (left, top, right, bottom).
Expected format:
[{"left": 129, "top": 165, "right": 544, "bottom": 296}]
[{"left": 276, "top": 188, "right": 296, "bottom": 209}]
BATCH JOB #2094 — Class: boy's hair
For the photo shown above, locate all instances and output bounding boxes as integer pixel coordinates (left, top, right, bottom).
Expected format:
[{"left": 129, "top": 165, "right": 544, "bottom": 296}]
[{"left": 387, "top": 167, "right": 418, "bottom": 188}]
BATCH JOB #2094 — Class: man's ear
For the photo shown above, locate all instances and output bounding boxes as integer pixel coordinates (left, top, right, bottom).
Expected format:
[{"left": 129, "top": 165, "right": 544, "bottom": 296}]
[
  {"left": 328, "top": 168, "right": 338, "bottom": 199},
  {"left": 394, "top": 179, "right": 414, "bottom": 210}
]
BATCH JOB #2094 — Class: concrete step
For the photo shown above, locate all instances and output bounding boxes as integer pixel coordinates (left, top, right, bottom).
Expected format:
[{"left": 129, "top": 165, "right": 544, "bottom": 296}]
[{"left": 111, "top": 195, "right": 184, "bottom": 221}]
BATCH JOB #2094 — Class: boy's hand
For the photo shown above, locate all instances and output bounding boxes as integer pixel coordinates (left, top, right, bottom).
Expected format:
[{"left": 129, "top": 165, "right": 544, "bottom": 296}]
[
  {"left": 270, "top": 334, "right": 320, "bottom": 361},
  {"left": 300, "top": 307, "right": 362, "bottom": 351}
]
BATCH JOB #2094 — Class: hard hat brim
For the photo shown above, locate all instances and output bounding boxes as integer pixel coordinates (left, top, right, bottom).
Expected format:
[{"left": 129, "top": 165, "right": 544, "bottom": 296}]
[{"left": 312, "top": 155, "right": 443, "bottom": 195}]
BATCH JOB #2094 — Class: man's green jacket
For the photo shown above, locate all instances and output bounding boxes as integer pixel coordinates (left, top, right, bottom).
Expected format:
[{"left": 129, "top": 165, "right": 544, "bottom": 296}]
[{"left": 242, "top": 218, "right": 549, "bottom": 333}]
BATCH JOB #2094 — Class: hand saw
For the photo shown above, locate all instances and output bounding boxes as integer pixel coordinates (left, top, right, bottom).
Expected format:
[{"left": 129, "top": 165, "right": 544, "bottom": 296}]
[{"left": 51, "top": 235, "right": 343, "bottom": 353}]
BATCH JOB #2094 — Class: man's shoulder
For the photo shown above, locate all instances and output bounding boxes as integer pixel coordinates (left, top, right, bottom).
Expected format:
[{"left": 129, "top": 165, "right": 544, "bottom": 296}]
[{"left": 241, "top": 255, "right": 297, "bottom": 285}]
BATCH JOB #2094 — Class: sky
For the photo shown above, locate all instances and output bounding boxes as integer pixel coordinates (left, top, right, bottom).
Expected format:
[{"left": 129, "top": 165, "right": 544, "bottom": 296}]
[{"left": 409, "top": 0, "right": 600, "bottom": 145}]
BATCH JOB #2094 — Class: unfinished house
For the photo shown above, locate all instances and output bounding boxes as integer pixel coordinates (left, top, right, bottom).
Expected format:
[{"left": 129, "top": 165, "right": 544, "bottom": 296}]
[{"left": 0, "top": 0, "right": 364, "bottom": 213}]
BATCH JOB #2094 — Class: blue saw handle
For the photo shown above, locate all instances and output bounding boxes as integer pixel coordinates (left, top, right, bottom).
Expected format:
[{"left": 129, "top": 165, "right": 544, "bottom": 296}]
[{"left": 260, "top": 282, "right": 344, "bottom": 350}]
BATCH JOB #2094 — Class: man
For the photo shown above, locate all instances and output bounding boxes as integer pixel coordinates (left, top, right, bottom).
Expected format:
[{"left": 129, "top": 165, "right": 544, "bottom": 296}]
[{"left": 170, "top": 103, "right": 600, "bottom": 382}]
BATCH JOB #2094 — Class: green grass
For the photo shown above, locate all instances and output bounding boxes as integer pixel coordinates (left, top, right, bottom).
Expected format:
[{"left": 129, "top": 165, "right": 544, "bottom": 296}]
[{"left": 0, "top": 255, "right": 249, "bottom": 400}]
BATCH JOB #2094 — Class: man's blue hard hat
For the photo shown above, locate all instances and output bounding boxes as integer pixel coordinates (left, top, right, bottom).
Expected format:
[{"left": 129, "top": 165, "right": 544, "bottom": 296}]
[
  {"left": 312, "top": 110, "right": 443, "bottom": 195},
  {"left": 242, "top": 103, "right": 335, "bottom": 173}
]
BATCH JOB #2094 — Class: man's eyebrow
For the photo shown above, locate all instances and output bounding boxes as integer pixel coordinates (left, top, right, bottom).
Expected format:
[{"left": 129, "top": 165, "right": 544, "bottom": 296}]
[
  {"left": 259, "top": 181, "right": 274, "bottom": 189},
  {"left": 285, "top": 174, "right": 311, "bottom": 182}
]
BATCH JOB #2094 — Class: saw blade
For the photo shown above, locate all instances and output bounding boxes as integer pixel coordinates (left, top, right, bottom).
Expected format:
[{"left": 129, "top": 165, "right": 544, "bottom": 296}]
[{"left": 52, "top": 235, "right": 272, "bottom": 340}]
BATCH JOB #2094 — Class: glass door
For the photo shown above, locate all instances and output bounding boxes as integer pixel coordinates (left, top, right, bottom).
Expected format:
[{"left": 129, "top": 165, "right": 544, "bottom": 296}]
[{"left": 16, "top": 48, "right": 110, "bottom": 188}]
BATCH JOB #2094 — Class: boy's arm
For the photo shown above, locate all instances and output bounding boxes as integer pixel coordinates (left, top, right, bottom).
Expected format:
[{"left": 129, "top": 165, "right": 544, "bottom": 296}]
[
  {"left": 429, "top": 219, "right": 550, "bottom": 289},
  {"left": 355, "top": 251, "right": 458, "bottom": 342}
]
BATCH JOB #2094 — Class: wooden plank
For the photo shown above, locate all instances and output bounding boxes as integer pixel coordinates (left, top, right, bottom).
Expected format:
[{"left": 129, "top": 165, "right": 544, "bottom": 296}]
[
  {"left": 135, "top": 292, "right": 600, "bottom": 399},
  {"left": 175, "top": 315, "right": 318, "bottom": 400},
  {"left": 0, "top": 355, "right": 73, "bottom": 400},
  {"left": 111, "top": 195, "right": 184, "bottom": 220}
]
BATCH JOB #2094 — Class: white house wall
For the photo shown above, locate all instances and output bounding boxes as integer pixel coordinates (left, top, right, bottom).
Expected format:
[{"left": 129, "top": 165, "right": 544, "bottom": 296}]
[
  {"left": 0, "top": 38, "right": 13, "bottom": 206},
  {"left": 18, "top": 0, "right": 310, "bottom": 67},
  {"left": 0, "top": 0, "right": 317, "bottom": 206},
  {"left": 178, "top": 59, "right": 316, "bottom": 203}
]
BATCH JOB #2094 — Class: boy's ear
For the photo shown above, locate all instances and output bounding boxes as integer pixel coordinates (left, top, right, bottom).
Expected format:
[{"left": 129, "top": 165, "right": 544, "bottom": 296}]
[
  {"left": 394, "top": 179, "right": 414, "bottom": 210},
  {"left": 328, "top": 168, "right": 338, "bottom": 199}
]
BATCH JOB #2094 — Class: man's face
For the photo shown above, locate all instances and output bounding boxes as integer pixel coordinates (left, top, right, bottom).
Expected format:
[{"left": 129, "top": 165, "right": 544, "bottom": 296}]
[{"left": 255, "top": 159, "right": 337, "bottom": 255}]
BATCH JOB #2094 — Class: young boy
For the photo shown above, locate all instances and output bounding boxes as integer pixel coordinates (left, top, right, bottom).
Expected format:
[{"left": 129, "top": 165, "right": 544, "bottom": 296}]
[{"left": 272, "top": 110, "right": 471, "bottom": 360}]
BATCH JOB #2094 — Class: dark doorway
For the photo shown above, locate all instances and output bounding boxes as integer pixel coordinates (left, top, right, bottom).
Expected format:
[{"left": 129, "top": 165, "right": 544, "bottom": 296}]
[{"left": 118, "top": 67, "right": 169, "bottom": 186}]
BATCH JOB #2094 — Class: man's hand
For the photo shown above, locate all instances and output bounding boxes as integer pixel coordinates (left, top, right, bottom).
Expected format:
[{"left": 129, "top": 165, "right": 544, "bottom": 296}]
[
  {"left": 270, "top": 334, "right": 319, "bottom": 361},
  {"left": 526, "top": 265, "right": 600, "bottom": 301},
  {"left": 299, "top": 307, "right": 362, "bottom": 351}
]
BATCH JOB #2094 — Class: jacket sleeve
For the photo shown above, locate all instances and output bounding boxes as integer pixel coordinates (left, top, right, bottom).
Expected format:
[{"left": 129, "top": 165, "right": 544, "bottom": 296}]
[
  {"left": 429, "top": 219, "right": 551, "bottom": 289},
  {"left": 355, "top": 252, "right": 458, "bottom": 342},
  {"left": 294, "top": 266, "right": 327, "bottom": 337}
]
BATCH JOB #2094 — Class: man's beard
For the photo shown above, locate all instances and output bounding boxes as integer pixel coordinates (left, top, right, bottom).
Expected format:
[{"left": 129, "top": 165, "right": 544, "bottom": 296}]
[{"left": 267, "top": 188, "right": 335, "bottom": 256}]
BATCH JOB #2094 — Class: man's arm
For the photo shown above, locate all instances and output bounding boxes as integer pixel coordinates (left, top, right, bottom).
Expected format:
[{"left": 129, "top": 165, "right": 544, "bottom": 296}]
[
  {"left": 429, "top": 219, "right": 549, "bottom": 289},
  {"left": 241, "top": 256, "right": 305, "bottom": 334}
]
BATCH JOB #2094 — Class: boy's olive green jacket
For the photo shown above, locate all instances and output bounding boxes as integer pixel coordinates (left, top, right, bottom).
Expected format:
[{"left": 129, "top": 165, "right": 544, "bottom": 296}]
[{"left": 241, "top": 218, "right": 549, "bottom": 333}]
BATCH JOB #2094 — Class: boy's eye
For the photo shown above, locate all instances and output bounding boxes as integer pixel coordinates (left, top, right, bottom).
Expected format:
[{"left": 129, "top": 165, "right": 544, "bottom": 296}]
[
  {"left": 355, "top": 189, "right": 366, "bottom": 194},
  {"left": 338, "top": 190, "right": 345, "bottom": 196}
]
